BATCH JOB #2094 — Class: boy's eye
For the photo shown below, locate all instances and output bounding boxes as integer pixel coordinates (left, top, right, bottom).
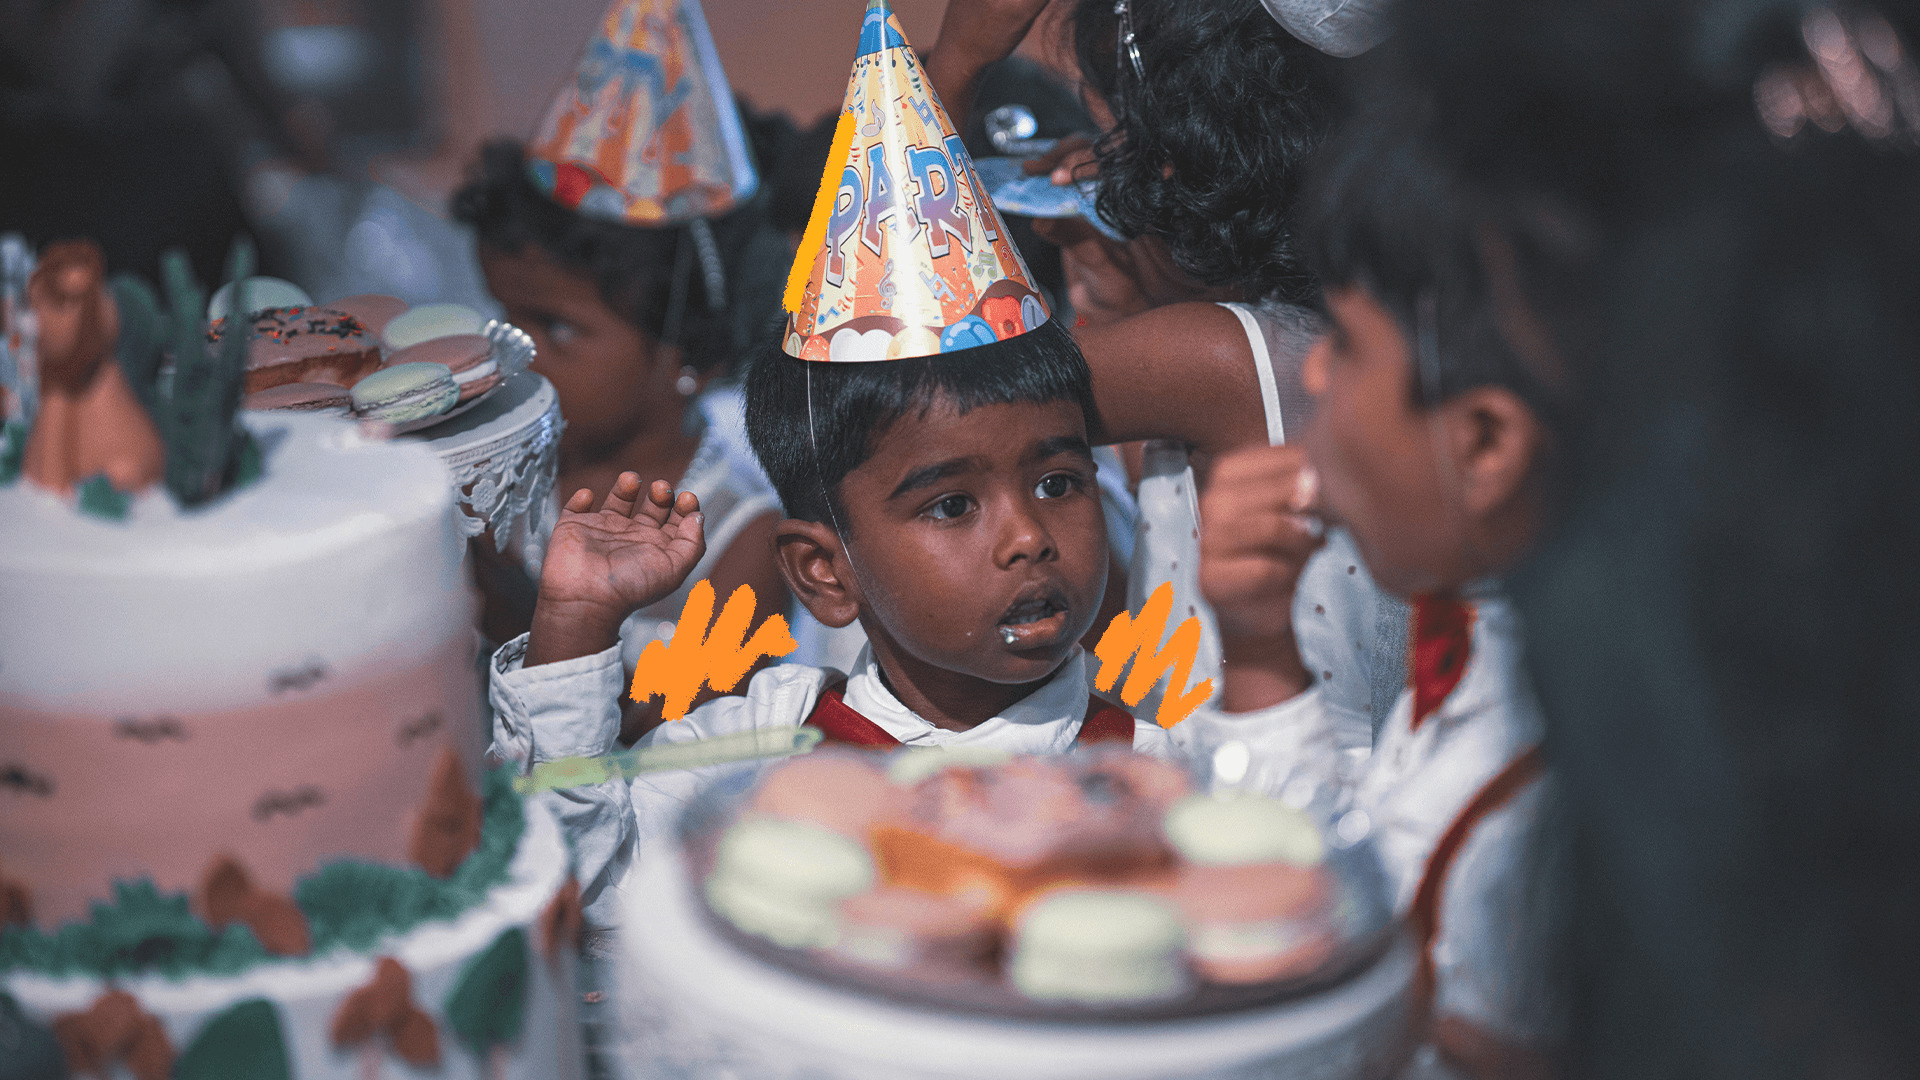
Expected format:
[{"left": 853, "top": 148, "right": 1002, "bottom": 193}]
[
  {"left": 924, "top": 494, "right": 974, "bottom": 521},
  {"left": 1035, "top": 473, "right": 1077, "bottom": 499},
  {"left": 548, "top": 320, "right": 581, "bottom": 346}
]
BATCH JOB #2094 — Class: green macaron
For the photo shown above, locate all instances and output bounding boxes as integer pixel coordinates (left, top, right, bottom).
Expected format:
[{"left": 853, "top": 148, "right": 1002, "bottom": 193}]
[{"left": 351, "top": 361, "right": 460, "bottom": 422}]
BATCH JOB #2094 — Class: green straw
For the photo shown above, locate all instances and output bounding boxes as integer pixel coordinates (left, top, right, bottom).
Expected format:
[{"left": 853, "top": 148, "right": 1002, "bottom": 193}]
[{"left": 512, "top": 725, "right": 825, "bottom": 794}]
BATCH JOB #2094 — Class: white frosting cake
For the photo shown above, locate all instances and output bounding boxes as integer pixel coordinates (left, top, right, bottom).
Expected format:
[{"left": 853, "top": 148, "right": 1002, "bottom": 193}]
[
  {"left": 0, "top": 413, "right": 581, "bottom": 1079},
  {"left": 0, "top": 413, "right": 472, "bottom": 714}
]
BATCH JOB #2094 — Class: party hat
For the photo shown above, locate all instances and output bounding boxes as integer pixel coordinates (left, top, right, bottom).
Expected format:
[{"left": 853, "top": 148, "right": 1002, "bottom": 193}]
[
  {"left": 781, "top": 0, "right": 1049, "bottom": 362},
  {"left": 527, "top": 0, "right": 759, "bottom": 225}
]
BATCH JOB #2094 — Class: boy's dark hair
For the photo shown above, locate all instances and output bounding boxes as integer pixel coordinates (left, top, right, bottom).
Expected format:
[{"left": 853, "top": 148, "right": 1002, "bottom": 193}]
[
  {"left": 1070, "top": 0, "right": 1336, "bottom": 303},
  {"left": 451, "top": 117, "right": 794, "bottom": 373},
  {"left": 1299, "top": 110, "right": 1547, "bottom": 415},
  {"left": 745, "top": 317, "right": 1094, "bottom": 525}
]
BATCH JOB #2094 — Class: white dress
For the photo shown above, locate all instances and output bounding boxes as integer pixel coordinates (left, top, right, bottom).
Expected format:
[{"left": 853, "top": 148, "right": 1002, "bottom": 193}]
[{"left": 1126, "top": 300, "right": 1408, "bottom": 748}]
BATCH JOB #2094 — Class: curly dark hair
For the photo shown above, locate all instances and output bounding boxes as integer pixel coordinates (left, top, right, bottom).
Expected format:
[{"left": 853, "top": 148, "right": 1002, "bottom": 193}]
[
  {"left": 1070, "top": 0, "right": 1338, "bottom": 303},
  {"left": 451, "top": 119, "right": 793, "bottom": 373}
]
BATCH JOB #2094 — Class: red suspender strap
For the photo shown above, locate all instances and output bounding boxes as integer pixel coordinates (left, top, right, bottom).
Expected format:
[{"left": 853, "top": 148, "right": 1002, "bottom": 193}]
[
  {"left": 803, "top": 686, "right": 1137, "bottom": 749},
  {"left": 1077, "top": 697, "right": 1137, "bottom": 746},
  {"left": 1409, "top": 743, "right": 1547, "bottom": 993},
  {"left": 802, "top": 685, "right": 902, "bottom": 748}
]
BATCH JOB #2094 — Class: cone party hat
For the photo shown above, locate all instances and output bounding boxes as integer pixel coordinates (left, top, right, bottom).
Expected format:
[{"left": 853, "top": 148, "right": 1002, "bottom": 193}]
[
  {"left": 781, "top": 0, "right": 1048, "bottom": 361},
  {"left": 527, "top": 0, "right": 759, "bottom": 225}
]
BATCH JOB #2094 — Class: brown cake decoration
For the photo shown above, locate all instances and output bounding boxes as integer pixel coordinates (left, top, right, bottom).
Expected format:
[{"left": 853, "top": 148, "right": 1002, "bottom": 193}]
[
  {"left": 198, "top": 854, "right": 312, "bottom": 957},
  {"left": 409, "top": 747, "right": 482, "bottom": 879},
  {"left": 538, "top": 875, "right": 583, "bottom": 964},
  {"left": 52, "top": 989, "right": 175, "bottom": 1080},
  {"left": 0, "top": 857, "right": 31, "bottom": 927},
  {"left": 19, "top": 240, "right": 164, "bottom": 496},
  {"left": 330, "top": 956, "right": 441, "bottom": 1067}
]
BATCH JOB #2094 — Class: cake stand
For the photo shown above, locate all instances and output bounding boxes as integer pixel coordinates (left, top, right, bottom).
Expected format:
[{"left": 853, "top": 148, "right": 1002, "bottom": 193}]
[
  {"left": 411, "top": 371, "right": 562, "bottom": 574},
  {"left": 606, "top": 849, "right": 1420, "bottom": 1080}
]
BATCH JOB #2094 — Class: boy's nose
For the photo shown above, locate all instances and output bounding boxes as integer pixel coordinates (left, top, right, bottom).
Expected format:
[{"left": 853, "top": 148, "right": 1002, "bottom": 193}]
[{"left": 996, "top": 502, "right": 1057, "bottom": 567}]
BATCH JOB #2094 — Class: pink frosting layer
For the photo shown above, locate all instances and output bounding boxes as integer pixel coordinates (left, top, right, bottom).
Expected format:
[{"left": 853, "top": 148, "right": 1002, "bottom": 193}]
[{"left": 0, "top": 637, "right": 484, "bottom": 927}]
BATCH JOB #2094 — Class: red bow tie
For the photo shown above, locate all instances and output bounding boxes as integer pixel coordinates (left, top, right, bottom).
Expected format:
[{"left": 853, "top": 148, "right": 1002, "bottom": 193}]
[{"left": 1410, "top": 594, "right": 1475, "bottom": 730}]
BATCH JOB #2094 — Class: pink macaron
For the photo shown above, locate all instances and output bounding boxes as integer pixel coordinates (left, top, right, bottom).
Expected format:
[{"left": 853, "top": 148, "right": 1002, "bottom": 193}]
[
  {"left": 385, "top": 333, "right": 500, "bottom": 402},
  {"left": 834, "top": 887, "right": 997, "bottom": 973},
  {"left": 1172, "top": 862, "right": 1336, "bottom": 984},
  {"left": 750, "top": 753, "right": 905, "bottom": 840}
]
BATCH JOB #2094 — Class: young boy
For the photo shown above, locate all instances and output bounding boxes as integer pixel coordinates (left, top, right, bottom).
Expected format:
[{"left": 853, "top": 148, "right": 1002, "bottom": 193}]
[
  {"left": 1192, "top": 117, "right": 1566, "bottom": 1078},
  {"left": 486, "top": 0, "right": 1309, "bottom": 931}
]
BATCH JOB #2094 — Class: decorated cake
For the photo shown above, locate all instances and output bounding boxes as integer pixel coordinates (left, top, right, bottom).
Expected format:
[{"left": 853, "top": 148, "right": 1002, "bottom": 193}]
[
  {"left": 0, "top": 242, "right": 582, "bottom": 1079},
  {"left": 608, "top": 749, "right": 1417, "bottom": 1080},
  {"left": 212, "top": 306, "right": 383, "bottom": 394}
]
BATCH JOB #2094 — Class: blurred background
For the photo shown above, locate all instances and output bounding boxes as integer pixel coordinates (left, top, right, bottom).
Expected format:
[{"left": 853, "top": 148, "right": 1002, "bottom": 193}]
[{"left": 0, "top": 0, "right": 1077, "bottom": 311}]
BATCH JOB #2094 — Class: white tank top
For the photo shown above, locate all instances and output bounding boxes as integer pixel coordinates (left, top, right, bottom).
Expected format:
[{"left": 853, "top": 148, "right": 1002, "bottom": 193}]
[{"left": 1122, "top": 301, "right": 1408, "bottom": 745}]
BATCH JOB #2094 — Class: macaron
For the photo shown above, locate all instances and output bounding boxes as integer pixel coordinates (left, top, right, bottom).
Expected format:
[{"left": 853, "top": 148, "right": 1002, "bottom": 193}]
[
  {"left": 327, "top": 293, "right": 410, "bottom": 337},
  {"left": 751, "top": 753, "right": 904, "bottom": 839},
  {"left": 350, "top": 362, "right": 459, "bottom": 423},
  {"left": 1082, "top": 752, "right": 1194, "bottom": 810},
  {"left": 833, "top": 887, "right": 996, "bottom": 972},
  {"left": 387, "top": 333, "right": 499, "bottom": 402},
  {"left": 381, "top": 302, "right": 487, "bottom": 351},
  {"left": 1162, "top": 793, "right": 1325, "bottom": 868},
  {"left": 1010, "top": 889, "right": 1189, "bottom": 1003},
  {"left": 243, "top": 382, "right": 353, "bottom": 416},
  {"left": 705, "top": 818, "right": 875, "bottom": 950},
  {"left": 207, "top": 277, "right": 313, "bottom": 322},
  {"left": 1173, "top": 862, "right": 1336, "bottom": 984}
]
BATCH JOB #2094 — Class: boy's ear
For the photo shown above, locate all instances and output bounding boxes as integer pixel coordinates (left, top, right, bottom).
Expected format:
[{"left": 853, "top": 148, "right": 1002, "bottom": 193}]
[
  {"left": 772, "top": 518, "right": 862, "bottom": 629},
  {"left": 1440, "top": 386, "right": 1547, "bottom": 523}
]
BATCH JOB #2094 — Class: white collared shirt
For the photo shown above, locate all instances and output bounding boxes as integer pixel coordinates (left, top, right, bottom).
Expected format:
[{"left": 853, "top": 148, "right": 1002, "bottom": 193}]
[{"left": 1182, "top": 593, "right": 1566, "bottom": 1048}]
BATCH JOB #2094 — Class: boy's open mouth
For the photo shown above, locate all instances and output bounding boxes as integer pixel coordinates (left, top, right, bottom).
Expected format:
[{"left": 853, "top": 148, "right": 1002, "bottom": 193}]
[{"left": 996, "top": 588, "right": 1070, "bottom": 647}]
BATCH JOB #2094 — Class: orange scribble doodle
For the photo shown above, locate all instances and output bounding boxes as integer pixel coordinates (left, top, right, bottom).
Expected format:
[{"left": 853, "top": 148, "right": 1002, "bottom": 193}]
[
  {"left": 630, "top": 581, "right": 798, "bottom": 721},
  {"left": 1091, "top": 581, "right": 1214, "bottom": 729}
]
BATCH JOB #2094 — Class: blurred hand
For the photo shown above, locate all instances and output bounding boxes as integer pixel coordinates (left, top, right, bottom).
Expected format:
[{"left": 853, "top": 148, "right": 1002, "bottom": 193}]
[
  {"left": 526, "top": 474, "right": 706, "bottom": 666},
  {"left": 1022, "top": 133, "right": 1097, "bottom": 184},
  {"left": 1199, "top": 445, "right": 1322, "bottom": 709},
  {"left": 925, "top": 0, "right": 1056, "bottom": 128}
]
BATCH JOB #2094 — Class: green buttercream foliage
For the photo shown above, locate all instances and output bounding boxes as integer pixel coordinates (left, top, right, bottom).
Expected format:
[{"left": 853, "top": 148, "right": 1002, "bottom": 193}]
[
  {"left": 0, "top": 991, "right": 68, "bottom": 1080},
  {"left": 0, "top": 769, "right": 523, "bottom": 979},
  {"left": 174, "top": 999, "right": 290, "bottom": 1080},
  {"left": 75, "top": 474, "right": 130, "bottom": 520},
  {"left": 445, "top": 928, "right": 529, "bottom": 1055},
  {"left": 108, "top": 274, "right": 166, "bottom": 419},
  {"left": 160, "top": 246, "right": 252, "bottom": 506},
  {"left": 298, "top": 768, "right": 523, "bottom": 949},
  {"left": 0, "top": 881, "right": 268, "bottom": 979},
  {"left": 0, "top": 420, "right": 25, "bottom": 485}
]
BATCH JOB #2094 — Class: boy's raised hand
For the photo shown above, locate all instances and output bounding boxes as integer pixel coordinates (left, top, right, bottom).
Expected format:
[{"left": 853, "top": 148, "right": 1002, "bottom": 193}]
[
  {"left": 1199, "top": 445, "right": 1322, "bottom": 712},
  {"left": 525, "top": 473, "right": 706, "bottom": 667}
]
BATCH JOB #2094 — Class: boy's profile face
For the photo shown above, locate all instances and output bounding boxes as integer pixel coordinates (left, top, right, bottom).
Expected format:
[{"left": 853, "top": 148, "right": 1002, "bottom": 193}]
[
  {"left": 1302, "top": 285, "right": 1544, "bottom": 597},
  {"left": 832, "top": 398, "right": 1109, "bottom": 688},
  {"left": 478, "top": 244, "right": 685, "bottom": 458}
]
